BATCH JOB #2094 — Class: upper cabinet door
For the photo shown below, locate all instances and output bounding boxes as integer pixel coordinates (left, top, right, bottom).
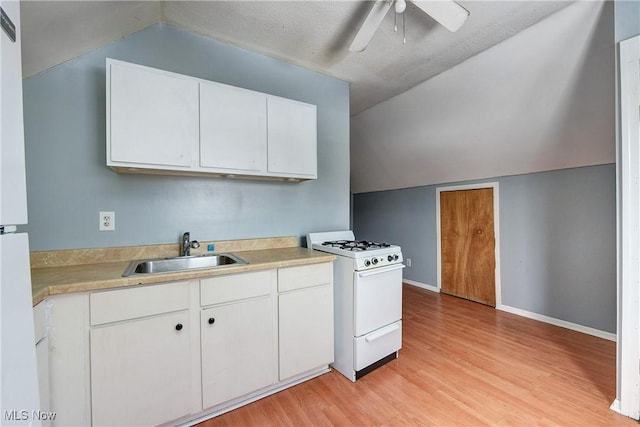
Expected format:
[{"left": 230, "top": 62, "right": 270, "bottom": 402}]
[
  {"left": 0, "top": 1, "right": 28, "bottom": 226},
  {"left": 267, "top": 97, "right": 317, "bottom": 178},
  {"left": 200, "top": 81, "right": 267, "bottom": 172},
  {"left": 107, "top": 60, "right": 199, "bottom": 168}
]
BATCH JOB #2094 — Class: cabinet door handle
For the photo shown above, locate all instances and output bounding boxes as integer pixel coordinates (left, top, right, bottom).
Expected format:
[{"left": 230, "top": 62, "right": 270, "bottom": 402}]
[
  {"left": 208, "top": 317, "right": 215, "bottom": 325},
  {"left": 175, "top": 323, "right": 183, "bottom": 331}
]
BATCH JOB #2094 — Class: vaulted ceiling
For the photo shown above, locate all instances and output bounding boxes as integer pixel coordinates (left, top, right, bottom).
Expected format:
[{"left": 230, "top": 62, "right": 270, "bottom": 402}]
[{"left": 20, "top": 1, "right": 572, "bottom": 115}]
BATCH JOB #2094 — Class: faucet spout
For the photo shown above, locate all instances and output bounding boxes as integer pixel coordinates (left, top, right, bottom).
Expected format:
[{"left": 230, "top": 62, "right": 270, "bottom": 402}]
[{"left": 181, "top": 232, "right": 200, "bottom": 257}]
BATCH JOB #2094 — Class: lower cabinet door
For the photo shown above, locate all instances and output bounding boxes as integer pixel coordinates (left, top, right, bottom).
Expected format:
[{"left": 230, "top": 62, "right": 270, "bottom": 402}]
[
  {"left": 279, "top": 284, "right": 334, "bottom": 380},
  {"left": 201, "top": 296, "right": 277, "bottom": 409},
  {"left": 90, "top": 311, "right": 193, "bottom": 426}
]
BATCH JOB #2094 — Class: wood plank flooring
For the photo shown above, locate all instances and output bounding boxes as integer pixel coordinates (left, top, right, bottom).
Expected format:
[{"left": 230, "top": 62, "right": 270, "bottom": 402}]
[{"left": 197, "top": 284, "right": 637, "bottom": 426}]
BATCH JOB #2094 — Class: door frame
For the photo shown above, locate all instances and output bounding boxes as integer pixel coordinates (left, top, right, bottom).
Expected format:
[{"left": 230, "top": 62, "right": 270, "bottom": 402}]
[
  {"left": 436, "top": 182, "right": 501, "bottom": 307},
  {"left": 614, "top": 34, "right": 640, "bottom": 420}
]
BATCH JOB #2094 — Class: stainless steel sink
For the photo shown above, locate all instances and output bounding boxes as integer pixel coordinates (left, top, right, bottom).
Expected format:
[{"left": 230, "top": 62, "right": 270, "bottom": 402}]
[{"left": 122, "top": 253, "right": 247, "bottom": 277}]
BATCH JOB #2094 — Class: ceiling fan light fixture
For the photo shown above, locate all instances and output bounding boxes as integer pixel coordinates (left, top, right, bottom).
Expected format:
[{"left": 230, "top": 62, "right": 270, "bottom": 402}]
[{"left": 395, "top": 0, "right": 407, "bottom": 14}]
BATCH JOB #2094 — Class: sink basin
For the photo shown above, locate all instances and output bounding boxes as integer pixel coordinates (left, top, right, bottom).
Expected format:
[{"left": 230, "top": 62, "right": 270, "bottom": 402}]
[{"left": 122, "top": 253, "right": 247, "bottom": 277}]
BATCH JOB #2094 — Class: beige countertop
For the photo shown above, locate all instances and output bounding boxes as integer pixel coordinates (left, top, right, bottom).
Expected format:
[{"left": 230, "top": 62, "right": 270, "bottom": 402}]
[{"left": 31, "top": 239, "right": 335, "bottom": 306}]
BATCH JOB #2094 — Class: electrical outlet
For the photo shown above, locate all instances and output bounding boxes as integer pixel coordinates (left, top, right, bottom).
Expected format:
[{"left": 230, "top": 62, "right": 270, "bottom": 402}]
[
  {"left": 99, "top": 211, "right": 115, "bottom": 231},
  {"left": 406, "top": 258, "right": 412, "bottom": 267}
]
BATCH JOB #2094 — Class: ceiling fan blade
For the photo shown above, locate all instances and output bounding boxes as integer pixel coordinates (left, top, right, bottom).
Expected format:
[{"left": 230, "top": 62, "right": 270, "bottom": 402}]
[
  {"left": 349, "top": 0, "right": 393, "bottom": 52},
  {"left": 411, "top": 0, "right": 469, "bottom": 32}
]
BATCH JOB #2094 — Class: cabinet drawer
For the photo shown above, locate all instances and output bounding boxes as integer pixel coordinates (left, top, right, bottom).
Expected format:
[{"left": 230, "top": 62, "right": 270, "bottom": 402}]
[
  {"left": 200, "top": 270, "right": 276, "bottom": 307},
  {"left": 90, "top": 281, "right": 190, "bottom": 326},
  {"left": 278, "top": 263, "right": 332, "bottom": 293}
]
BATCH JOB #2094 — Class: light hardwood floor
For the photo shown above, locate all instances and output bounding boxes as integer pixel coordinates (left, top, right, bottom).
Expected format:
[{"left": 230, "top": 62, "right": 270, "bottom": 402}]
[{"left": 198, "top": 284, "right": 637, "bottom": 426}]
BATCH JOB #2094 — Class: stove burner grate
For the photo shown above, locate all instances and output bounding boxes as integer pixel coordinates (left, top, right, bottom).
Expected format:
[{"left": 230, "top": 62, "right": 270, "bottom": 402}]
[{"left": 321, "top": 240, "right": 391, "bottom": 251}]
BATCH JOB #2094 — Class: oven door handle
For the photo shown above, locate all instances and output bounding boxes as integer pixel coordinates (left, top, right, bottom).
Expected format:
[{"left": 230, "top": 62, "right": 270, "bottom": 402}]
[
  {"left": 357, "top": 264, "right": 405, "bottom": 278},
  {"left": 365, "top": 323, "right": 400, "bottom": 342}
]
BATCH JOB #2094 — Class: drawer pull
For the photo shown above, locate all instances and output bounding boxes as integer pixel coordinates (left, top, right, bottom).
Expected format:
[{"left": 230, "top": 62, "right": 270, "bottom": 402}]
[
  {"left": 208, "top": 317, "right": 216, "bottom": 325},
  {"left": 365, "top": 324, "right": 400, "bottom": 342},
  {"left": 175, "top": 323, "right": 183, "bottom": 331}
]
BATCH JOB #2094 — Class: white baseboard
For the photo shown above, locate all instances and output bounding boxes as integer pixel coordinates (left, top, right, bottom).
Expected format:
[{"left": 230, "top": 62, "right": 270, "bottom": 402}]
[
  {"left": 402, "top": 283, "right": 615, "bottom": 341},
  {"left": 403, "top": 279, "right": 439, "bottom": 293},
  {"left": 610, "top": 399, "right": 621, "bottom": 414},
  {"left": 497, "top": 304, "right": 616, "bottom": 342},
  {"left": 609, "top": 398, "right": 640, "bottom": 420}
]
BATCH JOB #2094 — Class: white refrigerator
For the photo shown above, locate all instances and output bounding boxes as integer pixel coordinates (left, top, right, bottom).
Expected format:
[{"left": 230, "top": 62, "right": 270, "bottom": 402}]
[{"left": 1, "top": 0, "right": 41, "bottom": 425}]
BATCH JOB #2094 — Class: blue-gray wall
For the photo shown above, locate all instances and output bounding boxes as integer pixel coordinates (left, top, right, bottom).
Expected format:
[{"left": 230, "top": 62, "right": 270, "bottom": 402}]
[
  {"left": 353, "top": 164, "right": 616, "bottom": 333},
  {"left": 23, "top": 24, "right": 350, "bottom": 250},
  {"left": 615, "top": 0, "right": 640, "bottom": 42}
]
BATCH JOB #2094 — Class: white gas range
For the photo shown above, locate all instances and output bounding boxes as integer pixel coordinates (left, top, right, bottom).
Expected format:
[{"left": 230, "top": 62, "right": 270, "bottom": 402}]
[{"left": 307, "top": 230, "right": 404, "bottom": 381}]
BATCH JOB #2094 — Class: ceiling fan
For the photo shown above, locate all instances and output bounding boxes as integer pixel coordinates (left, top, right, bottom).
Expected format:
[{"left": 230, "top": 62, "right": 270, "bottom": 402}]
[{"left": 349, "top": 0, "right": 470, "bottom": 52}]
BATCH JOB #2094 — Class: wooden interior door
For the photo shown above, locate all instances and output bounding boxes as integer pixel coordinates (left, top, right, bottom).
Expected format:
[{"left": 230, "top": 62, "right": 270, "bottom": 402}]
[{"left": 440, "top": 188, "right": 496, "bottom": 306}]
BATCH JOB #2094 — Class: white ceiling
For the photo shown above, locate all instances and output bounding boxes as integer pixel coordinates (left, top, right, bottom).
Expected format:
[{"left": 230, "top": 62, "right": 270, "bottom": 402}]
[
  {"left": 20, "top": 1, "right": 572, "bottom": 115},
  {"left": 350, "top": 0, "right": 614, "bottom": 193}
]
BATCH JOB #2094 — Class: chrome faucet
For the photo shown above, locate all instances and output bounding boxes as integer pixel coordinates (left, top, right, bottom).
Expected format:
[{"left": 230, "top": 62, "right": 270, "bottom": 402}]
[{"left": 181, "top": 232, "right": 200, "bottom": 257}]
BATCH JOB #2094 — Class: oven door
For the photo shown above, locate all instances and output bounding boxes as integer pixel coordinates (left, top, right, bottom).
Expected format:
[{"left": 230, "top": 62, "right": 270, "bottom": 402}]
[{"left": 353, "top": 264, "right": 404, "bottom": 337}]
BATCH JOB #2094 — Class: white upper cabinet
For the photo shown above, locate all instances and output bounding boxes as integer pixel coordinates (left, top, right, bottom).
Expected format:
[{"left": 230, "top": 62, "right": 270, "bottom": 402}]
[
  {"left": 200, "top": 81, "right": 267, "bottom": 172},
  {"left": 106, "top": 59, "right": 317, "bottom": 181},
  {"left": 107, "top": 60, "right": 199, "bottom": 169},
  {"left": 267, "top": 97, "right": 317, "bottom": 178}
]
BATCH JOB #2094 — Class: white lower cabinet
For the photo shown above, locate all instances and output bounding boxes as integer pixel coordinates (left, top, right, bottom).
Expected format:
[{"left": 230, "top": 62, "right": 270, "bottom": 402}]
[
  {"left": 278, "top": 263, "right": 334, "bottom": 380},
  {"left": 34, "top": 338, "right": 50, "bottom": 422},
  {"left": 89, "top": 281, "right": 195, "bottom": 426},
  {"left": 41, "top": 262, "right": 333, "bottom": 426},
  {"left": 90, "top": 311, "right": 194, "bottom": 426},
  {"left": 34, "top": 302, "right": 51, "bottom": 426},
  {"left": 200, "top": 269, "right": 277, "bottom": 409},
  {"left": 201, "top": 297, "right": 276, "bottom": 408}
]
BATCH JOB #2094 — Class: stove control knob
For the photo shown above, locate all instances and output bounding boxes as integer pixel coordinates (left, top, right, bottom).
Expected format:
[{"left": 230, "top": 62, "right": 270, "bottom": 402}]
[
  {"left": 388, "top": 255, "right": 394, "bottom": 262},
  {"left": 365, "top": 260, "right": 371, "bottom": 267},
  {"left": 372, "top": 258, "right": 378, "bottom": 265},
  {"left": 393, "top": 254, "right": 399, "bottom": 261}
]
